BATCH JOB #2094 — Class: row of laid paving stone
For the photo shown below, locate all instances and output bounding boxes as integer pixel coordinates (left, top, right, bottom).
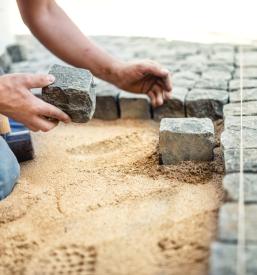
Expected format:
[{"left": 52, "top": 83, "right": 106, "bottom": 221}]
[{"left": 210, "top": 48, "right": 257, "bottom": 275}]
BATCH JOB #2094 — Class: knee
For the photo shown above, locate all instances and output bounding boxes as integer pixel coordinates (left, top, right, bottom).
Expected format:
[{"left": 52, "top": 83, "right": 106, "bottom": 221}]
[{"left": 0, "top": 143, "right": 20, "bottom": 200}]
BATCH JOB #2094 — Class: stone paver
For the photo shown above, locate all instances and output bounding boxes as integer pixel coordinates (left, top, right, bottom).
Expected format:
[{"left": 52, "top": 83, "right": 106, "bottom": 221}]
[
  {"left": 229, "top": 79, "right": 257, "bottom": 91},
  {"left": 195, "top": 78, "right": 228, "bottom": 90},
  {"left": 224, "top": 148, "right": 257, "bottom": 173},
  {"left": 42, "top": 64, "right": 95, "bottom": 123},
  {"left": 235, "top": 52, "right": 257, "bottom": 67},
  {"left": 6, "top": 44, "right": 27, "bottom": 63},
  {"left": 153, "top": 87, "right": 188, "bottom": 120},
  {"left": 234, "top": 68, "right": 257, "bottom": 79},
  {"left": 210, "top": 242, "right": 257, "bottom": 275},
  {"left": 159, "top": 118, "right": 215, "bottom": 164},
  {"left": 229, "top": 88, "right": 257, "bottom": 103},
  {"left": 0, "top": 52, "right": 11, "bottom": 72},
  {"left": 119, "top": 91, "right": 151, "bottom": 119},
  {"left": 224, "top": 101, "right": 257, "bottom": 117},
  {"left": 223, "top": 173, "right": 257, "bottom": 202},
  {"left": 202, "top": 70, "right": 232, "bottom": 81},
  {"left": 94, "top": 82, "right": 120, "bottom": 120},
  {"left": 218, "top": 203, "right": 257, "bottom": 243},
  {"left": 186, "top": 89, "right": 228, "bottom": 120},
  {"left": 224, "top": 116, "right": 257, "bottom": 131}
]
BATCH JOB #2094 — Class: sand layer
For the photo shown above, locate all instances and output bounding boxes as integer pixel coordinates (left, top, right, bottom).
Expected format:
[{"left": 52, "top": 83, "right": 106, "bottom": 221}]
[{"left": 0, "top": 119, "right": 224, "bottom": 275}]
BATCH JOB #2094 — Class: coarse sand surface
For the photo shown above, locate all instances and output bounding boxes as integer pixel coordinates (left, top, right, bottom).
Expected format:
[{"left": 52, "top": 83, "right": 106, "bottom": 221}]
[{"left": 0, "top": 119, "right": 224, "bottom": 275}]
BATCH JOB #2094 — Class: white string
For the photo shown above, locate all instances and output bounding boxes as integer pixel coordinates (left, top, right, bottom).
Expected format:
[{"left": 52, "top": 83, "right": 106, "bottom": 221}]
[{"left": 236, "top": 46, "right": 246, "bottom": 275}]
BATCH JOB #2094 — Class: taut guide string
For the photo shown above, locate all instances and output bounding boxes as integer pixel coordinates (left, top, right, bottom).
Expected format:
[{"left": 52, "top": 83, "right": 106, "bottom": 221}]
[{"left": 236, "top": 46, "right": 246, "bottom": 275}]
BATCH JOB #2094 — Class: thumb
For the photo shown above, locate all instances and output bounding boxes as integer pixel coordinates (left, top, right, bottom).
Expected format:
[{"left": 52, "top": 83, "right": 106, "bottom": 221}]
[{"left": 22, "top": 73, "right": 55, "bottom": 89}]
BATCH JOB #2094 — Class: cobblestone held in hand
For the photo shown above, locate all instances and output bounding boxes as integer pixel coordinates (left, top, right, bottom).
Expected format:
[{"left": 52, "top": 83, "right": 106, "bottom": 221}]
[
  {"left": 234, "top": 68, "right": 257, "bottom": 79},
  {"left": 209, "top": 241, "right": 257, "bottom": 275},
  {"left": 42, "top": 64, "right": 95, "bottom": 123},
  {"left": 94, "top": 82, "right": 120, "bottom": 120},
  {"left": 229, "top": 79, "right": 257, "bottom": 91},
  {"left": 229, "top": 88, "right": 257, "bottom": 103},
  {"left": 218, "top": 203, "right": 257, "bottom": 243},
  {"left": 223, "top": 173, "right": 257, "bottom": 202},
  {"left": 119, "top": 91, "right": 151, "bottom": 119},
  {"left": 224, "top": 148, "right": 257, "bottom": 173},
  {"left": 0, "top": 52, "right": 11, "bottom": 72},
  {"left": 221, "top": 128, "right": 257, "bottom": 150},
  {"left": 224, "top": 101, "right": 257, "bottom": 117},
  {"left": 186, "top": 89, "right": 229, "bottom": 120},
  {"left": 159, "top": 118, "right": 215, "bottom": 164},
  {"left": 6, "top": 44, "right": 27, "bottom": 63},
  {"left": 153, "top": 87, "right": 188, "bottom": 120},
  {"left": 224, "top": 116, "right": 257, "bottom": 131}
]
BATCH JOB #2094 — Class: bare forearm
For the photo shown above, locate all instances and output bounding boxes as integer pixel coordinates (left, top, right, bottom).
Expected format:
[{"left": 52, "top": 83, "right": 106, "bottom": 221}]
[{"left": 17, "top": 0, "right": 122, "bottom": 84}]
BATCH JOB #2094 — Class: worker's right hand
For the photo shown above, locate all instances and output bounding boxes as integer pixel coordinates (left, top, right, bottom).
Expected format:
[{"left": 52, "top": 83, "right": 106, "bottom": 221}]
[{"left": 0, "top": 73, "right": 71, "bottom": 132}]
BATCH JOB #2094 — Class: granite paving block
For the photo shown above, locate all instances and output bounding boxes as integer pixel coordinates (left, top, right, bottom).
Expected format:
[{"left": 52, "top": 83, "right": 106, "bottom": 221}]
[
  {"left": 172, "top": 60, "right": 207, "bottom": 74},
  {"left": 7, "top": 44, "right": 27, "bottom": 63},
  {"left": 206, "top": 60, "right": 234, "bottom": 73},
  {"left": 229, "top": 79, "right": 257, "bottom": 91},
  {"left": 236, "top": 52, "right": 257, "bottom": 67},
  {"left": 173, "top": 71, "right": 199, "bottom": 88},
  {"left": 159, "top": 118, "right": 215, "bottom": 164},
  {"left": 223, "top": 173, "right": 257, "bottom": 202},
  {"left": 195, "top": 78, "right": 228, "bottom": 90},
  {"left": 221, "top": 128, "right": 257, "bottom": 150},
  {"left": 0, "top": 52, "right": 11, "bottom": 72},
  {"left": 94, "top": 83, "right": 120, "bottom": 120},
  {"left": 42, "top": 64, "right": 95, "bottom": 123},
  {"left": 186, "top": 89, "right": 229, "bottom": 120},
  {"left": 224, "top": 101, "right": 257, "bottom": 117},
  {"left": 224, "top": 148, "right": 257, "bottom": 173},
  {"left": 234, "top": 68, "right": 257, "bottom": 79},
  {"left": 224, "top": 116, "right": 257, "bottom": 131},
  {"left": 119, "top": 91, "right": 151, "bottom": 119},
  {"left": 202, "top": 70, "right": 232, "bottom": 81},
  {"left": 209, "top": 52, "right": 235, "bottom": 64},
  {"left": 229, "top": 88, "right": 257, "bottom": 103},
  {"left": 218, "top": 203, "right": 257, "bottom": 243},
  {"left": 153, "top": 87, "right": 188, "bottom": 120},
  {"left": 210, "top": 241, "right": 257, "bottom": 275}
]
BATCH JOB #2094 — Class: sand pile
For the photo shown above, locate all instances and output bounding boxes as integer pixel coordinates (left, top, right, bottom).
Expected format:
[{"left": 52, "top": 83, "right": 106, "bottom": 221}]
[{"left": 0, "top": 119, "right": 224, "bottom": 275}]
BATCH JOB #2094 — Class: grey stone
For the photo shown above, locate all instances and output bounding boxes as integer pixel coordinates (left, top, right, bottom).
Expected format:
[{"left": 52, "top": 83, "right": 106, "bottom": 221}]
[
  {"left": 202, "top": 70, "right": 232, "bottom": 81},
  {"left": 236, "top": 52, "right": 257, "bottom": 67},
  {"left": 173, "top": 71, "right": 199, "bottom": 88},
  {"left": 119, "top": 91, "right": 151, "bottom": 119},
  {"left": 229, "top": 79, "right": 257, "bottom": 91},
  {"left": 153, "top": 87, "right": 188, "bottom": 120},
  {"left": 6, "top": 44, "right": 27, "bottom": 63},
  {"left": 209, "top": 241, "right": 257, "bottom": 275},
  {"left": 94, "top": 83, "right": 120, "bottom": 120},
  {"left": 224, "top": 148, "right": 257, "bottom": 173},
  {"left": 195, "top": 78, "right": 228, "bottom": 90},
  {"left": 0, "top": 52, "right": 11, "bottom": 72},
  {"left": 224, "top": 116, "right": 257, "bottom": 131},
  {"left": 159, "top": 118, "right": 215, "bottom": 164},
  {"left": 218, "top": 203, "right": 257, "bottom": 243},
  {"left": 42, "top": 64, "right": 95, "bottom": 123},
  {"left": 221, "top": 128, "right": 257, "bottom": 150},
  {"left": 223, "top": 173, "right": 257, "bottom": 202},
  {"left": 186, "top": 89, "right": 229, "bottom": 120},
  {"left": 224, "top": 101, "right": 257, "bottom": 117},
  {"left": 206, "top": 60, "right": 235, "bottom": 73},
  {"left": 209, "top": 52, "right": 235, "bottom": 64},
  {"left": 172, "top": 60, "right": 207, "bottom": 74},
  {"left": 234, "top": 68, "right": 257, "bottom": 79},
  {"left": 230, "top": 88, "right": 257, "bottom": 103}
]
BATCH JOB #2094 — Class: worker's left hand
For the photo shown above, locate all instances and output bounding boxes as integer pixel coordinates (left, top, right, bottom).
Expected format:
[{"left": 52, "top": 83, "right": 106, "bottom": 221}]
[{"left": 114, "top": 60, "right": 172, "bottom": 107}]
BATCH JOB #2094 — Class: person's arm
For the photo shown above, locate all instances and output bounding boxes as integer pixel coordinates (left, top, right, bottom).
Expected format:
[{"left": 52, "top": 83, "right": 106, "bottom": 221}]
[{"left": 17, "top": 0, "right": 172, "bottom": 107}]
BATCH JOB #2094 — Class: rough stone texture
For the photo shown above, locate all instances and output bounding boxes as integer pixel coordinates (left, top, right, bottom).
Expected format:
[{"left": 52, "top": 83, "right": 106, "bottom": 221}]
[
  {"left": 223, "top": 173, "right": 257, "bottom": 202},
  {"left": 159, "top": 118, "right": 215, "bottom": 164},
  {"left": 210, "top": 242, "right": 257, "bottom": 275},
  {"left": 119, "top": 91, "right": 151, "bottom": 119},
  {"left": 153, "top": 87, "right": 188, "bottom": 120},
  {"left": 218, "top": 203, "right": 257, "bottom": 243},
  {"left": 229, "top": 79, "right": 257, "bottom": 91},
  {"left": 186, "top": 89, "right": 229, "bottom": 120},
  {"left": 202, "top": 70, "right": 232, "bottom": 81},
  {"left": 229, "top": 88, "right": 257, "bottom": 103},
  {"left": 42, "top": 64, "right": 95, "bottom": 123},
  {"left": 173, "top": 71, "right": 199, "bottom": 88},
  {"left": 94, "top": 83, "right": 120, "bottom": 120},
  {"left": 0, "top": 51, "right": 11, "bottom": 72},
  {"left": 221, "top": 128, "right": 257, "bottom": 150},
  {"left": 235, "top": 52, "right": 257, "bottom": 67},
  {"left": 234, "top": 68, "right": 257, "bottom": 79},
  {"left": 6, "top": 44, "right": 27, "bottom": 63},
  {"left": 224, "top": 148, "right": 257, "bottom": 173},
  {"left": 195, "top": 78, "right": 228, "bottom": 90},
  {"left": 209, "top": 52, "right": 234, "bottom": 64},
  {"left": 224, "top": 101, "right": 257, "bottom": 117},
  {"left": 206, "top": 60, "right": 235, "bottom": 73},
  {"left": 224, "top": 116, "right": 257, "bottom": 131}
]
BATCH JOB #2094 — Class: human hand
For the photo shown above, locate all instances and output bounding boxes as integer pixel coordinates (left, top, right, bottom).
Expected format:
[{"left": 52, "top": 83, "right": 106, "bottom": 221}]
[
  {"left": 0, "top": 73, "right": 71, "bottom": 132},
  {"left": 113, "top": 60, "right": 172, "bottom": 107}
]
